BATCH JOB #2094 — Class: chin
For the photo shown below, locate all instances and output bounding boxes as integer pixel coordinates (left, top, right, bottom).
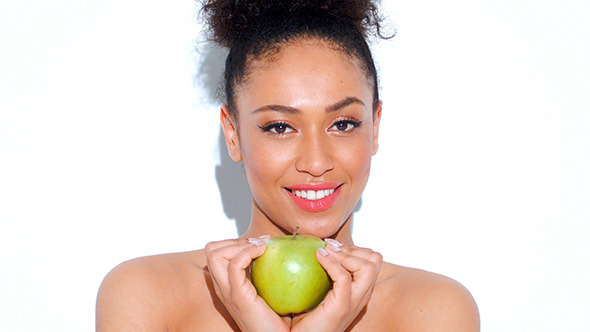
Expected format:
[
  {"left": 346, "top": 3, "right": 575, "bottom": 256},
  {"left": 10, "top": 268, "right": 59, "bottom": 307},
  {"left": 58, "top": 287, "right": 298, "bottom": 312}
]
[{"left": 287, "top": 217, "right": 346, "bottom": 239}]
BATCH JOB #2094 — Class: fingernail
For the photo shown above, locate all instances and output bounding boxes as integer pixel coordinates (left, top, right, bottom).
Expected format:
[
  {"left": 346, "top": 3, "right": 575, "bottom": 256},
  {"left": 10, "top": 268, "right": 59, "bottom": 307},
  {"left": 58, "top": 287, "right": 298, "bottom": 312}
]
[
  {"left": 327, "top": 244, "right": 341, "bottom": 252},
  {"left": 325, "top": 238, "right": 343, "bottom": 247},
  {"left": 258, "top": 235, "right": 271, "bottom": 240},
  {"left": 248, "top": 238, "right": 262, "bottom": 245},
  {"left": 318, "top": 247, "right": 328, "bottom": 256}
]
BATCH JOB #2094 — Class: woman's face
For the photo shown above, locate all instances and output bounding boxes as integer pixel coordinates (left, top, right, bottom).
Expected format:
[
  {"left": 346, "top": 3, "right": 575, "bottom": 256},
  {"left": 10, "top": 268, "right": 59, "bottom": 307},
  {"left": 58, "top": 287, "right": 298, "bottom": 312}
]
[{"left": 222, "top": 39, "right": 381, "bottom": 238}]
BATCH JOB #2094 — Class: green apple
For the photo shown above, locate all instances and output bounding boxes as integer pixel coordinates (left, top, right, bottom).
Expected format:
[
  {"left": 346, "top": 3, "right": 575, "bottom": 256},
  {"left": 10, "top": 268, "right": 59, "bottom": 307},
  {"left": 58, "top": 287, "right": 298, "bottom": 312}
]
[{"left": 251, "top": 235, "right": 331, "bottom": 315}]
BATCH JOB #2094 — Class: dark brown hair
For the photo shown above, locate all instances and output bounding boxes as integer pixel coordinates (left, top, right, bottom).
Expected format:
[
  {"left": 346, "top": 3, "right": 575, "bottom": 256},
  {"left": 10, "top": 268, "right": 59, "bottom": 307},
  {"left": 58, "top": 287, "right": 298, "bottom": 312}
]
[{"left": 200, "top": 0, "right": 392, "bottom": 117}]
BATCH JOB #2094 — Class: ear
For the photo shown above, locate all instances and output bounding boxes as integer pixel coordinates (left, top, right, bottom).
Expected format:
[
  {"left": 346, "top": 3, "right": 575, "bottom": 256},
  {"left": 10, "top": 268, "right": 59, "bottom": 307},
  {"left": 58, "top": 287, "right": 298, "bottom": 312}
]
[
  {"left": 220, "top": 105, "right": 242, "bottom": 162},
  {"left": 372, "top": 100, "right": 383, "bottom": 156}
]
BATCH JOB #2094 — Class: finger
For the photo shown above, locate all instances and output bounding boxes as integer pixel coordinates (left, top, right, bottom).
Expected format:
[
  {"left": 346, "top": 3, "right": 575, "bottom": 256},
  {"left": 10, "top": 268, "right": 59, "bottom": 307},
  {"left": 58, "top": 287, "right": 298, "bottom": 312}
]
[
  {"left": 320, "top": 243, "right": 381, "bottom": 285},
  {"left": 338, "top": 246, "right": 383, "bottom": 276},
  {"left": 205, "top": 238, "right": 247, "bottom": 253},
  {"left": 227, "top": 242, "right": 267, "bottom": 302},
  {"left": 327, "top": 245, "right": 382, "bottom": 278},
  {"left": 324, "top": 240, "right": 381, "bottom": 265},
  {"left": 205, "top": 236, "right": 269, "bottom": 260},
  {"left": 315, "top": 248, "right": 352, "bottom": 306},
  {"left": 206, "top": 240, "right": 259, "bottom": 295},
  {"left": 332, "top": 251, "right": 380, "bottom": 283},
  {"left": 340, "top": 245, "right": 383, "bottom": 264},
  {"left": 326, "top": 250, "right": 381, "bottom": 306},
  {"left": 205, "top": 239, "right": 239, "bottom": 295}
]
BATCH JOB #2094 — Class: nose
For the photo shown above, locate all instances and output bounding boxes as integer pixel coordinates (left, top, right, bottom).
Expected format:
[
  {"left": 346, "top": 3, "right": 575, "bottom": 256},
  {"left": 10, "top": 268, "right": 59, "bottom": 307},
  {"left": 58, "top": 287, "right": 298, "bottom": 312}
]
[{"left": 294, "top": 131, "right": 334, "bottom": 177}]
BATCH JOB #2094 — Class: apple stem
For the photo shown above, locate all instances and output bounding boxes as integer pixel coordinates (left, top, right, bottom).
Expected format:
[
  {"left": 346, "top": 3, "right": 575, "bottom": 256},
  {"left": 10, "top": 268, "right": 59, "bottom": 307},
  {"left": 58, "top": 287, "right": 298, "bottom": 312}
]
[{"left": 291, "top": 226, "right": 299, "bottom": 240}]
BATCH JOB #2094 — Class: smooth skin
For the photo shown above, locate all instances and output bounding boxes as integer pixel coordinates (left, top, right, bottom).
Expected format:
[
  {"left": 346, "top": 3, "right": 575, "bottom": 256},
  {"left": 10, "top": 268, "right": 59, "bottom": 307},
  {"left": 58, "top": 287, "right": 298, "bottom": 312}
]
[{"left": 96, "top": 39, "right": 480, "bottom": 331}]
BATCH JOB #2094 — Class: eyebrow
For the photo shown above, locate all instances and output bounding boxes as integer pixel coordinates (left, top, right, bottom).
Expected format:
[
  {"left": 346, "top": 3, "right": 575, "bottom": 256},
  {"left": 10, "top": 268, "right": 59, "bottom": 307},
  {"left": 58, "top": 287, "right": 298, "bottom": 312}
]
[
  {"left": 326, "top": 97, "right": 366, "bottom": 113},
  {"left": 251, "top": 97, "right": 366, "bottom": 115},
  {"left": 252, "top": 104, "right": 300, "bottom": 114}
]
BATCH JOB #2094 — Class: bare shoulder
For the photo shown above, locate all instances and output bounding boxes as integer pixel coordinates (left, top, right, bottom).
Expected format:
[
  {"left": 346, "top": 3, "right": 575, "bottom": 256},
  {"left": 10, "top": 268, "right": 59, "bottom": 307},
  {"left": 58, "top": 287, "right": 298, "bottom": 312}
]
[
  {"left": 96, "top": 250, "right": 210, "bottom": 331},
  {"left": 369, "top": 262, "right": 480, "bottom": 332}
]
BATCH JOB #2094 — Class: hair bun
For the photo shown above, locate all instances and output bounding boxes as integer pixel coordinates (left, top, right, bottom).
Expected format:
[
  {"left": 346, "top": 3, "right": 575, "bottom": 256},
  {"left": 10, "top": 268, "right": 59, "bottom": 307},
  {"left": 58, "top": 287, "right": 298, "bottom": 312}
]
[{"left": 201, "top": 0, "right": 386, "bottom": 48}]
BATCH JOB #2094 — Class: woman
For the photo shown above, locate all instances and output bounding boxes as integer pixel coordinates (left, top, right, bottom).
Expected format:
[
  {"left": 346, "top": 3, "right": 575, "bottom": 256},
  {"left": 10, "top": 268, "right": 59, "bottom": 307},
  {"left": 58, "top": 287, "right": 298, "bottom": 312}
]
[{"left": 96, "top": 0, "right": 480, "bottom": 330}]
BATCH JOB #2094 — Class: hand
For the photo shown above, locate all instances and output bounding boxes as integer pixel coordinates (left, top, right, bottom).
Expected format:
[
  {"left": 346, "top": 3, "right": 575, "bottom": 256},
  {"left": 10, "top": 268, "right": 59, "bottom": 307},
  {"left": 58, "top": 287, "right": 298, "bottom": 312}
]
[
  {"left": 290, "top": 240, "right": 383, "bottom": 332},
  {"left": 205, "top": 237, "right": 290, "bottom": 332}
]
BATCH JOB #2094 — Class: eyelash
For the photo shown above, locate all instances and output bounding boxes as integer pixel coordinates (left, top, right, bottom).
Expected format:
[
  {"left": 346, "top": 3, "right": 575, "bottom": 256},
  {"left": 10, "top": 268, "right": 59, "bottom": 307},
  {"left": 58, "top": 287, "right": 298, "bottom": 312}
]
[
  {"left": 330, "top": 119, "right": 363, "bottom": 132},
  {"left": 258, "top": 122, "right": 294, "bottom": 135},
  {"left": 258, "top": 118, "right": 363, "bottom": 136}
]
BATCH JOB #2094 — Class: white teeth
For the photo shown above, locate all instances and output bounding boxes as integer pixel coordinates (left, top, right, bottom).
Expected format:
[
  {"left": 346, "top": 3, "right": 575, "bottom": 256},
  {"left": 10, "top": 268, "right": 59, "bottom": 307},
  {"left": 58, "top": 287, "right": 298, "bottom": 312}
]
[{"left": 293, "top": 188, "right": 336, "bottom": 200}]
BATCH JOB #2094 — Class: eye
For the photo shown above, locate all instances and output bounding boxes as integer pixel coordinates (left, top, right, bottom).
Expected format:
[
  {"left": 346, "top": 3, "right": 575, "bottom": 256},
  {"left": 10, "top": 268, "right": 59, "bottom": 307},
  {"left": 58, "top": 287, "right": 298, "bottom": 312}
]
[
  {"left": 258, "top": 122, "right": 295, "bottom": 135},
  {"left": 330, "top": 119, "right": 363, "bottom": 132}
]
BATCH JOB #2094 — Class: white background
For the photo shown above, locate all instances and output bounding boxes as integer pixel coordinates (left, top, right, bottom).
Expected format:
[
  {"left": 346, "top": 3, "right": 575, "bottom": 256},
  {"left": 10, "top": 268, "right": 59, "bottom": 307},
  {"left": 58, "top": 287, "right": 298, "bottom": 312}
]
[{"left": 1, "top": 0, "right": 589, "bottom": 331}]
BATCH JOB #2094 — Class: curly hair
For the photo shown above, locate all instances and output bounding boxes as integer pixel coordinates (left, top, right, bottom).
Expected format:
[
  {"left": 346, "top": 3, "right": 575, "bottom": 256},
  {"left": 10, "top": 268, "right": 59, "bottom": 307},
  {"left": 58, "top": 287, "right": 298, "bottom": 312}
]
[{"left": 199, "top": 0, "right": 392, "bottom": 117}]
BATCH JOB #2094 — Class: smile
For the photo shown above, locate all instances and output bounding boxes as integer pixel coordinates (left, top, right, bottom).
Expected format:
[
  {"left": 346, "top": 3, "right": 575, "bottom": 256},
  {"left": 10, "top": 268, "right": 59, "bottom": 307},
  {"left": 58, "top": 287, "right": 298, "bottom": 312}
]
[
  {"left": 285, "top": 183, "right": 342, "bottom": 212},
  {"left": 292, "top": 189, "right": 336, "bottom": 200}
]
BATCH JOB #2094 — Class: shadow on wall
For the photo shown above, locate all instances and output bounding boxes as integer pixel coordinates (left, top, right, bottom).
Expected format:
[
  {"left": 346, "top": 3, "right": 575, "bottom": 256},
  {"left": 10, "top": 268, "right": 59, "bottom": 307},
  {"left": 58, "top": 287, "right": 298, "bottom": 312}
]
[
  {"left": 215, "top": 129, "right": 252, "bottom": 236},
  {"left": 194, "top": 42, "right": 363, "bottom": 236},
  {"left": 195, "top": 42, "right": 252, "bottom": 236},
  {"left": 193, "top": 42, "right": 227, "bottom": 104}
]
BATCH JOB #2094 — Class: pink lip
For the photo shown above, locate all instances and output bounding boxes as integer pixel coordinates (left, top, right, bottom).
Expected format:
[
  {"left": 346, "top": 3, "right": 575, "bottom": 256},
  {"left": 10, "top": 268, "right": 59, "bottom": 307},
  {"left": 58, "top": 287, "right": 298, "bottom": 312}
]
[
  {"left": 286, "top": 182, "right": 340, "bottom": 191},
  {"left": 285, "top": 183, "right": 342, "bottom": 212}
]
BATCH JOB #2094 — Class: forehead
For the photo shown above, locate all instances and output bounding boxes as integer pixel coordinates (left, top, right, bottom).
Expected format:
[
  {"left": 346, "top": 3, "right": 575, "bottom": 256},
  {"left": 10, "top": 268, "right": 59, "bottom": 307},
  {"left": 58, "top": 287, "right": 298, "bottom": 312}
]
[{"left": 235, "top": 39, "right": 373, "bottom": 110}]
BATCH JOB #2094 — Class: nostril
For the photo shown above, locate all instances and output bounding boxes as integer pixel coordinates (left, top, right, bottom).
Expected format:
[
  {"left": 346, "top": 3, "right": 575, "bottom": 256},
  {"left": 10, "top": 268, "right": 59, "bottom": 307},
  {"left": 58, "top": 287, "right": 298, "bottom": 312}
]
[{"left": 294, "top": 135, "right": 335, "bottom": 176}]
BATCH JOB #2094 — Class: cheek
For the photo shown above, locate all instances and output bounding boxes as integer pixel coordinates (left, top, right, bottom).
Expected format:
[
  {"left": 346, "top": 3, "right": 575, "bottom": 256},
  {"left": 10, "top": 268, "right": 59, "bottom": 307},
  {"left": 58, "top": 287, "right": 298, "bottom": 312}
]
[
  {"left": 239, "top": 131, "right": 294, "bottom": 188},
  {"left": 336, "top": 128, "right": 375, "bottom": 202},
  {"left": 341, "top": 140, "right": 373, "bottom": 184}
]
